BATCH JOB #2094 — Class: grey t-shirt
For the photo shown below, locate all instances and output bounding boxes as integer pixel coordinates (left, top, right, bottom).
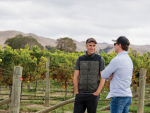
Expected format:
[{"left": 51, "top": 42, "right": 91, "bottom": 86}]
[{"left": 74, "top": 56, "right": 105, "bottom": 71}]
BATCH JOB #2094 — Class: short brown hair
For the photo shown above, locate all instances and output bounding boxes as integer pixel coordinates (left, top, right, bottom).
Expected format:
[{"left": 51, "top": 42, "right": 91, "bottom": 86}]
[
  {"left": 86, "top": 38, "right": 97, "bottom": 44},
  {"left": 121, "top": 41, "right": 130, "bottom": 51}
]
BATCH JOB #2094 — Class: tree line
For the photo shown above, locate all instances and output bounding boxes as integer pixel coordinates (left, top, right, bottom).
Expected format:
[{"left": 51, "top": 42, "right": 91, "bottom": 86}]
[{"left": 4, "top": 34, "right": 77, "bottom": 53}]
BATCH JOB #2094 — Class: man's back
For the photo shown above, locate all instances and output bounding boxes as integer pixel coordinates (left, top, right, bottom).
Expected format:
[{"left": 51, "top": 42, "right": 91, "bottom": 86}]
[{"left": 102, "top": 51, "right": 133, "bottom": 99}]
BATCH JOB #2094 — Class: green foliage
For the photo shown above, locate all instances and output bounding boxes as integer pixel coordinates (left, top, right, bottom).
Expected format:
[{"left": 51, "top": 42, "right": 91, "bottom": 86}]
[
  {"left": 0, "top": 45, "right": 48, "bottom": 86},
  {"left": 128, "top": 48, "right": 150, "bottom": 87},
  {"left": 0, "top": 44, "right": 150, "bottom": 90},
  {"left": 56, "top": 37, "right": 76, "bottom": 52},
  {"left": 45, "top": 45, "right": 56, "bottom": 53},
  {"left": 49, "top": 50, "right": 79, "bottom": 91},
  {"left": 4, "top": 34, "right": 44, "bottom": 50},
  {"left": 100, "top": 50, "right": 117, "bottom": 66}
]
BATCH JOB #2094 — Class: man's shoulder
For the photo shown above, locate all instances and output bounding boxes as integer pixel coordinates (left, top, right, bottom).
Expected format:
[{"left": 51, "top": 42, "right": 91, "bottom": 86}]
[
  {"left": 95, "top": 54, "right": 102, "bottom": 60},
  {"left": 110, "top": 56, "right": 121, "bottom": 64}
]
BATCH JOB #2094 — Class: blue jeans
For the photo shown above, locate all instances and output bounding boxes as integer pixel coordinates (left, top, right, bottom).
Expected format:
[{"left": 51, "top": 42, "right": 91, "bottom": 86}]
[{"left": 110, "top": 97, "right": 132, "bottom": 113}]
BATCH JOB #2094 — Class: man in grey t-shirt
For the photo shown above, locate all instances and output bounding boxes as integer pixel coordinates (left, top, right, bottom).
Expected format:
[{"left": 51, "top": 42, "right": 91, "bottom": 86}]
[{"left": 73, "top": 38, "right": 105, "bottom": 113}]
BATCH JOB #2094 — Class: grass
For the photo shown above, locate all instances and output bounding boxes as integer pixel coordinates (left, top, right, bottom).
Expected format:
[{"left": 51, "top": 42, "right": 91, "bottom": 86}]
[
  {"left": 0, "top": 105, "right": 8, "bottom": 110},
  {"left": 21, "top": 100, "right": 44, "bottom": 104},
  {"left": 0, "top": 80, "right": 150, "bottom": 113},
  {"left": 129, "top": 106, "right": 150, "bottom": 113}
]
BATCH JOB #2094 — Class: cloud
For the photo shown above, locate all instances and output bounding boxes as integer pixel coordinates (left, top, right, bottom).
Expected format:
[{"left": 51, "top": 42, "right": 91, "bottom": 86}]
[{"left": 0, "top": 0, "right": 150, "bottom": 45}]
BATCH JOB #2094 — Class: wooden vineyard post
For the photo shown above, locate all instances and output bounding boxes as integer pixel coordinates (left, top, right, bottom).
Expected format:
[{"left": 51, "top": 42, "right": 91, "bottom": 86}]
[
  {"left": 132, "top": 50, "right": 137, "bottom": 58},
  {"left": 143, "top": 54, "right": 150, "bottom": 108},
  {"left": 10, "top": 66, "right": 23, "bottom": 113},
  {"left": 45, "top": 57, "right": 50, "bottom": 107},
  {"left": 148, "top": 53, "right": 150, "bottom": 59},
  {"left": 137, "top": 68, "right": 146, "bottom": 113}
]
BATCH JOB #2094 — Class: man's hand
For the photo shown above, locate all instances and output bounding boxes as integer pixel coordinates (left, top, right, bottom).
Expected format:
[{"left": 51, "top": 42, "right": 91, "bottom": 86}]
[
  {"left": 93, "top": 91, "right": 99, "bottom": 96},
  {"left": 108, "top": 73, "right": 113, "bottom": 80},
  {"left": 93, "top": 74, "right": 105, "bottom": 96},
  {"left": 75, "top": 91, "right": 79, "bottom": 94}
]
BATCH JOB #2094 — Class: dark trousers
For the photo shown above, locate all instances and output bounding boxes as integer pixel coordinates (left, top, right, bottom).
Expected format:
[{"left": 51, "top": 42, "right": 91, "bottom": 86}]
[{"left": 73, "top": 93, "right": 100, "bottom": 113}]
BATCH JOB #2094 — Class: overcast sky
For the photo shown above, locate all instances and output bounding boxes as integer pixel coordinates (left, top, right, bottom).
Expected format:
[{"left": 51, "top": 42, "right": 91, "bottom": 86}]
[{"left": 0, "top": 0, "right": 150, "bottom": 45}]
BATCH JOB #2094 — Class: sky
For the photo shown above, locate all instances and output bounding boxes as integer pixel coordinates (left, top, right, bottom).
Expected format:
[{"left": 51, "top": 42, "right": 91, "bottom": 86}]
[{"left": 0, "top": 0, "right": 150, "bottom": 45}]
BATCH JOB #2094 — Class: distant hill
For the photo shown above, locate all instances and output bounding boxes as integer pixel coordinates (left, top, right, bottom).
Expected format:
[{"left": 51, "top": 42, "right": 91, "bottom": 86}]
[
  {"left": 0, "top": 30, "right": 56, "bottom": 49},
  {"left": 0, "top": 30, "right": 150, "bottom": 55},
  {"left": 102, "top": 42, "right": 109, "bottom": 44},
  {"left": 99, "top": 46, "right": 113, "bottom": 53}
]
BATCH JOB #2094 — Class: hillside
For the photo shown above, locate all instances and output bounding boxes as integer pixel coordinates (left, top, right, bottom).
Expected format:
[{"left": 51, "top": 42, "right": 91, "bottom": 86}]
[
  {"left": 0, "top": 30, "right": 56, "bottom": 49},
  {"left": 0, "top": 30, "right": 150, "bottom": 54}
]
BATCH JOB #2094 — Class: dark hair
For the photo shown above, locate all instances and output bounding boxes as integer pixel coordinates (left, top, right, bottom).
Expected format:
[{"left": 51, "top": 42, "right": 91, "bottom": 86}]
[
  {"left": 86, "top": 38, "right": 97, "bottom": 44},
  {"left": 121, "top": 41, "right": 130, "bottom": 51}
]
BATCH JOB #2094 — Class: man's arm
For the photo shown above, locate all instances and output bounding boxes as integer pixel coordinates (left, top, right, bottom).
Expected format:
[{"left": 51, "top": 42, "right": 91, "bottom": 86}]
[
  {"left": 73, "top": 57, "right": 80, "bottom": 94},
  {"left": 101, "top": 58, "right": 119, "bottom": 80},
  {"left": 74, "top": 70, "right": 79, "bottom": 94},
  {"left": 93, "top": 71, "right": 105, "bottom": 96}
]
